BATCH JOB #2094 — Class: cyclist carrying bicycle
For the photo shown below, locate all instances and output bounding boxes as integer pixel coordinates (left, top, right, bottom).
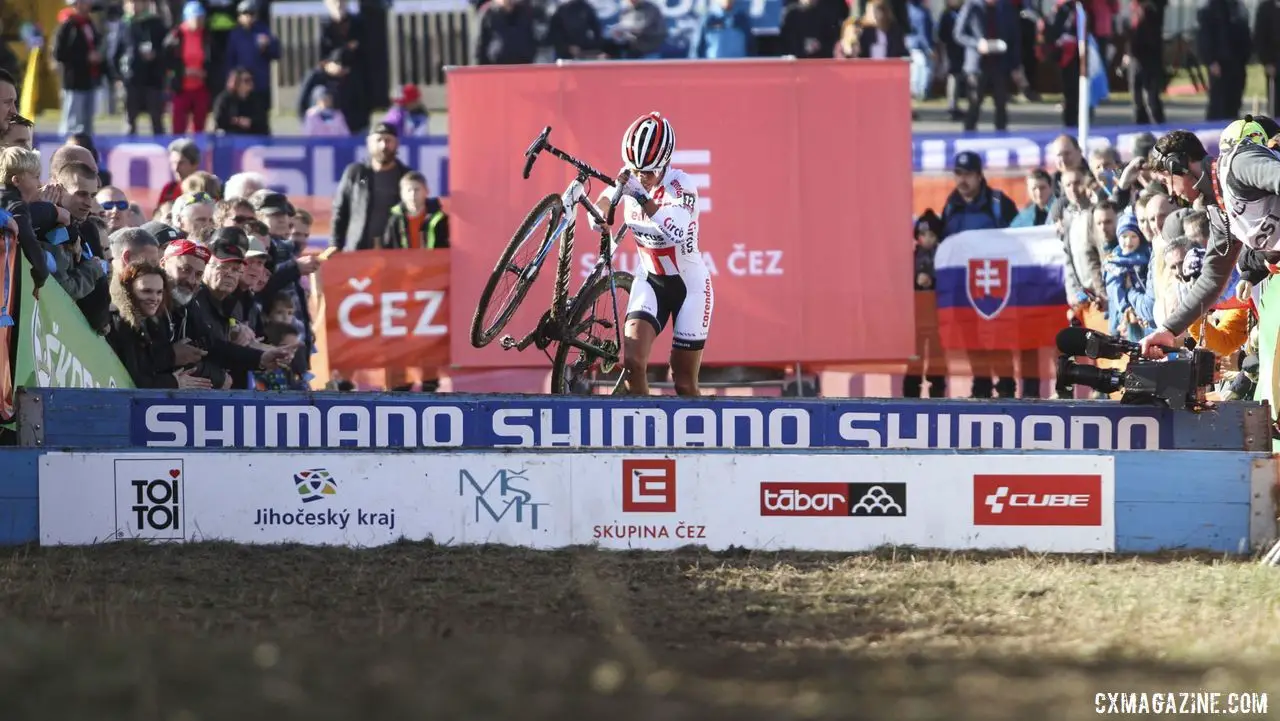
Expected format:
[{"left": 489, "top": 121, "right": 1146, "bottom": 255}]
[{"left": 577, "top": 111, "right": 714, "bottom": 397}]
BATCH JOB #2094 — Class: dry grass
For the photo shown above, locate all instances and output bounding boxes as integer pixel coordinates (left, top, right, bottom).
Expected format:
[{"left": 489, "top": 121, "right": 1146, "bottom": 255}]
[{"left": 0, "top": 543, "right": 1278, "bottom": 721}]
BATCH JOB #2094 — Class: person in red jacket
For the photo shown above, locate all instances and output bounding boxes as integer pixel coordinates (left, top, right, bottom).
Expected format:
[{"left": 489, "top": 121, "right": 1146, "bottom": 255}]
[{"left": 163, "top": 1, "right": 216, "bottom": 134}]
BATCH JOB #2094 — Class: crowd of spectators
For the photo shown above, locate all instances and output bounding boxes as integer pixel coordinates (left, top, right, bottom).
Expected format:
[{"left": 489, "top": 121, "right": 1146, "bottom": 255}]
[
  {"left": 0, "top": 67, "right": 450, "bottom": 393},
  {"left": 908, "top": 128, "right": 1260, "bottom": 402}
]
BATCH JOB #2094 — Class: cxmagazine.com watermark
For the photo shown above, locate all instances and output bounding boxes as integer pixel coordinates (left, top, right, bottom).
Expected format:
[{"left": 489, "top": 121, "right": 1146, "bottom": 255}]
[{"left": 1096, "top": 691, "right": 1268, "bottom": 715}]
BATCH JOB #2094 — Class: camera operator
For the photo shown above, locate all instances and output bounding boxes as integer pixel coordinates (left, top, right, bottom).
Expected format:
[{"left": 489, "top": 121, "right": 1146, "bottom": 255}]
[{"left": 1140, "top": 121, "right": 1280, "bottom": 358}]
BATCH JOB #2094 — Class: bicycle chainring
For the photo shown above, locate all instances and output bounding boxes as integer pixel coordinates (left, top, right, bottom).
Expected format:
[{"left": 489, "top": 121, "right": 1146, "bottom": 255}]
[{"left": 598, "top": 339, "right": 620, "bottom": 374}]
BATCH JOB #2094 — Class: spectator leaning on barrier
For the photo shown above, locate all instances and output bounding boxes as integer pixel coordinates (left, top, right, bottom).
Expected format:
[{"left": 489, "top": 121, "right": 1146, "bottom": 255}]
[
  {"left": 780, "top": 0, "right": 839, "bottom": 59},
  {"left": 52, "top": 0, "right": 105, "bottom": 136},
  {"left": 40, "top": 162, "right": 109, "bottom": 325},
  {"left": 213, "top": 66, "right": 269, "bottom": 135},
  {"left": 158, "top": 138, "right": 200, "bottom": 209},
  {"left": 690, "top": 0, "right": 755, "bottom": 59},
  {"left": 331, "top": 122, "right": 410, "bottom": 253},
  {"left": 547, "top": 0, "right": 605, "bottom": 61},
  {"left": 383, "top": 171, "right": 451, "bottom": 250},
  {"left": 253, "top": 189, "right": 320, "bottom": 379},
  {"left": 114, "top": 0, "right": 169, "bottom": 135},
  {"left": 223, "top": 0, "right": 279, "bottom": 110},
  {"left": 0, "top": 146, "right": 52, "bottom": 299},
  {"left": 107, "top": 260, "right": 211, "bottom": 389},
  {"left": 164, "top": 1, "right": 216, "bottom": 134},
  {"left": 1011, "top": 168, "right": 1053, "bottom": 227}
]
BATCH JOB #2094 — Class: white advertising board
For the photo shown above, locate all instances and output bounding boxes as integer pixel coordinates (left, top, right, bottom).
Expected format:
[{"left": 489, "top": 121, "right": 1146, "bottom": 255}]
[{"left": 39, "top": 452, "right": 1116, "bottom": 552}]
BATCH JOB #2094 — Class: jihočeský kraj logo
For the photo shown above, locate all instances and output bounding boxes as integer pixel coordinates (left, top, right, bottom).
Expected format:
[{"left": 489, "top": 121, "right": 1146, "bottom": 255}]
[
  {"left": 253, "top": 468, "right": 396, "bottom": 531},
  {"left": 459, "top": 468, "right": 549, "bottom": 531},
  {"left": 114, "top": 458, "right": 186, "bottom": 540}
]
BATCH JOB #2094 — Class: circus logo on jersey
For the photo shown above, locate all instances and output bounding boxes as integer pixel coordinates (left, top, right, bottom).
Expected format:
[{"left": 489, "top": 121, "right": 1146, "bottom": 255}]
[{"left": 966, "top": 258, "right": 1011, "bottom": 320}]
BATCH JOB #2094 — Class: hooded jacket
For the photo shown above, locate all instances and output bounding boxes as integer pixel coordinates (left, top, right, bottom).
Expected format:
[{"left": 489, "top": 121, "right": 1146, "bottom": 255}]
[{"left": 106, "top": 275, "right": 179, "bottom": 388}]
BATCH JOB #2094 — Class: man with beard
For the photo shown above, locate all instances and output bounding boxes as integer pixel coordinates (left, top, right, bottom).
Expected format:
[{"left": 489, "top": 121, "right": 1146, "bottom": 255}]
[
  {"left": 331, "top": 122, "right": 410, "bottom": 252},
  {"left": 160, "top": 236, "right": 291, "bottom": 389}
]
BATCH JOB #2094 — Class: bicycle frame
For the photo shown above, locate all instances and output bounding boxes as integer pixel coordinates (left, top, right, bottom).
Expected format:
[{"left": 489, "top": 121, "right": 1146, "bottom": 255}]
[{"left": 502, "top": 128, "right": 633, "bottom": 374}]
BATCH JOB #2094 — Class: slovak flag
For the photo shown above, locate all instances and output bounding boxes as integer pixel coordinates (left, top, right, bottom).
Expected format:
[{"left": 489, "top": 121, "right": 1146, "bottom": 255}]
[{"left": 934, "top": 225, "right": 1069, "bottom": 350}]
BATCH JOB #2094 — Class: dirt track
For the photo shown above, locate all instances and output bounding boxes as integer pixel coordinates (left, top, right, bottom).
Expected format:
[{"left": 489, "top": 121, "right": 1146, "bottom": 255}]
[{"left": 1, "top": 543, "right": 1277, "bottom": 721}]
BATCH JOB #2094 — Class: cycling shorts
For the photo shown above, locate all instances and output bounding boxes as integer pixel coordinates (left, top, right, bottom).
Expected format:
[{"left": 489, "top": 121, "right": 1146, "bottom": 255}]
[{"left": 625, "top": 266, "right": 714, "bottom": 351}]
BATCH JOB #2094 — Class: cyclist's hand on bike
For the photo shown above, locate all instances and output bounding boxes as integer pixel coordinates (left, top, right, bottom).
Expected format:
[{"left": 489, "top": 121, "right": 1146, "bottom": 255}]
[{"left": 617, "top": 169, "right": 649, "bottom": 204}]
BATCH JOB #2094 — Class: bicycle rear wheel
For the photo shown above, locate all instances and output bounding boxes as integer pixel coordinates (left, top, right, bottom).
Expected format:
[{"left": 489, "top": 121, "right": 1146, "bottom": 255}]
[
  {"left": 470, "top": 193, "right": 564, "bottom": 348},
  {"left": 550, "top": 271, "right": 634, "bottom": 395}
]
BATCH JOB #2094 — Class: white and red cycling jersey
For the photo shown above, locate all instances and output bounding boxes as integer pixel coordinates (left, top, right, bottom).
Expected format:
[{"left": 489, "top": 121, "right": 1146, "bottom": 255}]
[{"left": 612, "top": 168, "right": 714, "bottom": 351}]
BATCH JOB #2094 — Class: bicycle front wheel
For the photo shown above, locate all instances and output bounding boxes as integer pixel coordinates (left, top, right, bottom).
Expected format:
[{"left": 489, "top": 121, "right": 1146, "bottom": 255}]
[
  {"left": 550, "top": 271, "right": 634, "bottom": 395},
  {"left": 470, "top": 194, "right": 564, "bottom": 348}
]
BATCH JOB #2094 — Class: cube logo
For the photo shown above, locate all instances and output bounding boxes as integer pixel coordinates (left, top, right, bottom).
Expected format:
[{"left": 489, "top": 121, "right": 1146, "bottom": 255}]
[
  {"left": 973, "top": 474, "right": 1102, "bottom": 526},
  {"left": 622, "top": 459, "right": 676, "bottom": 513},
  {"left": 760, "top": 482, "right": 850, "bottom": 516}
]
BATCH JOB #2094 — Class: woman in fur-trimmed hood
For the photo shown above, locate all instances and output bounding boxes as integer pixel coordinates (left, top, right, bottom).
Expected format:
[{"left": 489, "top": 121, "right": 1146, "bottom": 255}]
[{"left": 105, "top": 260, "right": 210, "bottom": 389}]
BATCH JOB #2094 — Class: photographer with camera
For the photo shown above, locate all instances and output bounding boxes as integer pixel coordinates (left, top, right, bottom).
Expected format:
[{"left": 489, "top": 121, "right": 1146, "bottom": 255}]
[{"left": 1139, "top": 121, "right": 1280, "bottom": 358}]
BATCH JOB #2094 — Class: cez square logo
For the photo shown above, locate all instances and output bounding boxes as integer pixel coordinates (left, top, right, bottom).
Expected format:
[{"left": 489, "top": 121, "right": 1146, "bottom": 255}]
[
  {"left": 622, "top": 459, "right": 676, "bottom": 512},
  {"left": 973, "top": 474, "right": 1102, "bottom": 526},
  {"left": 114, "top": 458, "right": 185, "bottom": 540}
]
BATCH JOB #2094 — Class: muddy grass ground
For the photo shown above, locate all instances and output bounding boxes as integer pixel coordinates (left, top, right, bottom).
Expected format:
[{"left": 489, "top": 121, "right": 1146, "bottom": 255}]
[{"left": 2, "top": 544, "right": 1279, "bottom": 721}]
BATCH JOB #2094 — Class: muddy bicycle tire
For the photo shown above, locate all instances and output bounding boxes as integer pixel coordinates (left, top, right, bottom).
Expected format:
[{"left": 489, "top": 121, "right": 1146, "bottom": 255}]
[
  {"left": 550, "top": 271, "right": 634, "bottom": 395},
  {"left": 470, "top": 193, "right": 564, "bottom": 348}
]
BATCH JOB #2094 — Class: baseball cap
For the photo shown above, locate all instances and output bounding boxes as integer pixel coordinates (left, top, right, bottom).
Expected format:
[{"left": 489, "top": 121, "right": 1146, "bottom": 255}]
[
  {"left": 182, "top": 0, "right": 205, "bottom": 21},
  {"left": 250, "top": 189, "right": 292, "bottom": 216},
  {"left": 246, "top": 235, "right": 270, "bottom": 259},
  {"left": 954, "top": 150, "right": 983, "bottom": 174},
  {"left": 208, "top": 227, "right": 249, "bottom": 261},
  {"left": 162, "top": 239, "right": 211, "bottom": 263},
  {"left": 237, "top": 0, "right": 259, "bottom": 14},
  {"left": 370, "top": 121, "right": 399, "bottom": 139},
  {"left": 142, "top": 221, "right": 187, "bottom": 246}
]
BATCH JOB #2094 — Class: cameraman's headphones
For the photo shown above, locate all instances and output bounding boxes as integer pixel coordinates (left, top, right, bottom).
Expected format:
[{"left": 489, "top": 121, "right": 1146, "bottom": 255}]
[{"left": 1150, "top": 146, "right": 1190, "bottom": 176}]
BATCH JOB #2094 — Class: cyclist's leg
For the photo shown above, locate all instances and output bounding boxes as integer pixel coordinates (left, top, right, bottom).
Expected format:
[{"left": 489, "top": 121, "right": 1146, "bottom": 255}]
[
  {"left": 670, "top": 271, "right": 712, "bottom": 397},
  {"left": 623, "top": 273, "right": 663, "bottom": 396}
]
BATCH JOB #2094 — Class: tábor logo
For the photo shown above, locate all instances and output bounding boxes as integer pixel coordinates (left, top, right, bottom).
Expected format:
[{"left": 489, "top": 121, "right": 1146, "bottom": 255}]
[
  {"left": 760, "top": 482, "right": 849, "bottom": 516},
  {"left": 848, "top": 483, "right": 907, "bottom": 517},
  {"left": 113, "top": 458, "right": 185, "bottom": 540},
  {"left": 295, "top": 468, "right": 338, "bottom": 503},
  {"left": 622, "top": 458, "right": 676, "bottom": 513},
  {"left": 972, "top": 474, "right": 1102, "bottom": 526},
  {"left": 459, "top": 468, "right": 550, "bottom": 531}
]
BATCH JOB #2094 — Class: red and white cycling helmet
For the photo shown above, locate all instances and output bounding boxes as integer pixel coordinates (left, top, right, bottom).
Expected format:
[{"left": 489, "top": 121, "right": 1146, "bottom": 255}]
[{"left": 621, "top": 111, "right": 675, "bottom": 173}]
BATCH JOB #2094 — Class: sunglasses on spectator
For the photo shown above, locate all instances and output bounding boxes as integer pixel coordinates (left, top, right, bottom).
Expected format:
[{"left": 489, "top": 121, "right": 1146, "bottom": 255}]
[
  {"left": 182, "top": 192, "right": 213, "bottom": 204},
  {"left": 100, "top": 200, "right": 129, "bottom": 211},
  {"left": 235, "top": 215, "right": 256, "bottom": 224}
]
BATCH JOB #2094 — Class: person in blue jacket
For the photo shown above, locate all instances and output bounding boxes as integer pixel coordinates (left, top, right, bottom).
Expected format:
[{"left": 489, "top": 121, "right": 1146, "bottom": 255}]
[
  {"left": 905, "top": 0, "right": 934, "bottom": 100},
  {"left": 222, "top": 0, "right": 281, "bottom": 110},
  {"left": 690, "top": 0, "right": 756, "bottom": 58}
]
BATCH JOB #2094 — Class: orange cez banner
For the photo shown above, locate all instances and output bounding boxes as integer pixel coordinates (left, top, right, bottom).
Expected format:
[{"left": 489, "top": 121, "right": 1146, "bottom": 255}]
[
  {"left": 446, "top": 60, "right": 916, "bottom": 368},
  {"left": 317, "top": 249, "right": 450, "bottom": 372}
]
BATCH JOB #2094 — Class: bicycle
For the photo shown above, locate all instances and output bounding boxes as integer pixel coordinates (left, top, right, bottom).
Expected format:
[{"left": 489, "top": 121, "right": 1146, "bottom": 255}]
[{"left": 469, "top": 126, "right": 636, "bottom": 395}]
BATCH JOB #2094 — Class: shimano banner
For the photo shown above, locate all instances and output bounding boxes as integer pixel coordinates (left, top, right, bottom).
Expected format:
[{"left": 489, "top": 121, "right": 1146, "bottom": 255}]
[{"left": 127, "top": 396, "right": 1172, "bottom": 450}]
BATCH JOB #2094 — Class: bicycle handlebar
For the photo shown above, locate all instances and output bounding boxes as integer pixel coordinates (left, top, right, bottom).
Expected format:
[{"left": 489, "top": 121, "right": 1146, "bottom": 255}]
[{"left": 522, "top": 125, "right": 628, "bottom": 227}]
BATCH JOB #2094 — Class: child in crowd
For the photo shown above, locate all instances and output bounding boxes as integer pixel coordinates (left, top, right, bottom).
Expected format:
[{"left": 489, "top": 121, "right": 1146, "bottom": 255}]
[
  {"left": 903, "top": 210, "right": 946, "bottom": 398},
  {"left": 1103, "top": 212, "right": 1151, "bottom": 343},
  {"left": 302, "top": 86, "right": 349, "bottom": 137},
  {"left": 0, "top": 146, "right": 56, "bottom": 300},
  {"left": 255, "top": 322, "right": 308, "bottom": 390},
  {"left": 383, "top": 171, "right": 450, "bottom": 249},
  {"left": 381, "top": 84, "right": 429, "bottom": 137}
]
